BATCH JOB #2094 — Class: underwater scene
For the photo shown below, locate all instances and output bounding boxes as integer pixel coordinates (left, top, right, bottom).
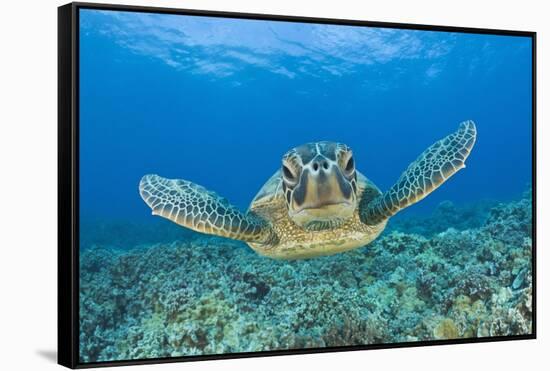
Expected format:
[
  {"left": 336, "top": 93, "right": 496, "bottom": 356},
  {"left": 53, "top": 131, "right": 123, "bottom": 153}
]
[{"left": 78, "top": 9, "right": 533, "bottom": 363}]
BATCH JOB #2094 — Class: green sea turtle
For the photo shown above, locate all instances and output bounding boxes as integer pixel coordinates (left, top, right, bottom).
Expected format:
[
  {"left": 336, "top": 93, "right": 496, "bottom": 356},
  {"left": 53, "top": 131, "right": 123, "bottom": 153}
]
[{"left": 139, "top": 121, "right": 476, "bottom": 259}]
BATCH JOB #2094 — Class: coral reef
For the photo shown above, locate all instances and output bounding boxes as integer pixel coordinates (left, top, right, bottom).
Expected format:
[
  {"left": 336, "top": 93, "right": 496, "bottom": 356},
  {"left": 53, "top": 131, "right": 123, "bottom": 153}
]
[
  {"left": 80, "top": 218, "right": 193, "bottom": 251},
  {"left": 388, "top": 198, "right": 499, "bottom": 236},
  {"left": 79, "top": 190, "right": 533, "bottom": 362}
]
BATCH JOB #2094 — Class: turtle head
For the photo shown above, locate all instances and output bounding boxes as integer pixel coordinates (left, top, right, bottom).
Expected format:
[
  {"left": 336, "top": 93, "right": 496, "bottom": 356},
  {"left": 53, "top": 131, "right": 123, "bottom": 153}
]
[{"left": 281, "top": 141, "right": 358, "bottom": 230}]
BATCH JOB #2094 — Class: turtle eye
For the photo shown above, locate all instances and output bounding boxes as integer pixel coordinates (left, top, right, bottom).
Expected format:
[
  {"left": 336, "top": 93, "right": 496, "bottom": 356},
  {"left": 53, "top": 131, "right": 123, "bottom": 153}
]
[
  {"left": 345, "top": 156, "right": 354, "bottom": 172},
  {"left": 282, "top": 164, "right": 298, "bottom": 186},
  {"left": 344, "top": 155, "right": 355, "bottom": 176}
]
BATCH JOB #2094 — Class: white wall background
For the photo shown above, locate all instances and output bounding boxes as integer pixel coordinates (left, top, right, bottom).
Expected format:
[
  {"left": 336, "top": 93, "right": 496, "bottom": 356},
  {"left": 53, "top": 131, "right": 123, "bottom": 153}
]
[{"left": 0, "top": 0, "right": 545, "bottom": 369}]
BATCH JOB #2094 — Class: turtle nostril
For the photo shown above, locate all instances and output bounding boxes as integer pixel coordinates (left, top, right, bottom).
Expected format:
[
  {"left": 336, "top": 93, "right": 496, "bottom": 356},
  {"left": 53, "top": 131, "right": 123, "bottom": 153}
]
[{"left": 312, "top": 160, "right": 330, "bottom": 172}]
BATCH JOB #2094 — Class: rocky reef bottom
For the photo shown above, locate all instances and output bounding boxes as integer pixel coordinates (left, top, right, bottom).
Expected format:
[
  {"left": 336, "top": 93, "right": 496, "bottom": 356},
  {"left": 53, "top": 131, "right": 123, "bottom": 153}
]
[{"left": 79, "top": 190, "right": 533, "bottom": 362}]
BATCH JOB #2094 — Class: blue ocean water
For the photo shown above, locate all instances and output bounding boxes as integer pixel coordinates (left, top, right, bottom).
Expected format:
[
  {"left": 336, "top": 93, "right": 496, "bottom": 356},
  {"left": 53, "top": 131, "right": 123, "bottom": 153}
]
[
  {"left": 80, "top": 10, "right": 532, "bottom": 229},
  {"left": 77, "top": 9, "right": 533, "bottom": 362}
]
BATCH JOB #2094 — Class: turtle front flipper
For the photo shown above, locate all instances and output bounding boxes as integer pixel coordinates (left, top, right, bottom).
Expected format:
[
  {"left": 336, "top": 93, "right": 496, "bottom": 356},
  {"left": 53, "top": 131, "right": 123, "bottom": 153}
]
[
  {"left": 362, "top": 120, "right": 477, "bottom": 225},
  {"left": 139, "top": 174, "right": 278, "bottom": 245}
]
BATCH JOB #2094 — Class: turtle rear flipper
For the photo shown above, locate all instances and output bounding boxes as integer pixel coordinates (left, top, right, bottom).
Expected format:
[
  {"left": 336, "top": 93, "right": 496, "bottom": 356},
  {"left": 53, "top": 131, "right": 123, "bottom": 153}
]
[
  {"left": 139, "top": 174, "right": 277, "bottom": 245},
  {"left": 362, "top": 120, "right": 477, "bottom": 225}
]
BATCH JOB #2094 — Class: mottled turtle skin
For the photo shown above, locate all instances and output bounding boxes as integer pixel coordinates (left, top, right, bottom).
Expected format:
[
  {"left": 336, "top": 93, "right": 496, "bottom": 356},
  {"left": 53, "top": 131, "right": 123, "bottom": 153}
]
[
  {"left": 140, "top": 121, "right": 476, "bottom": 259},
  {"left": 245, "top": 170, "right": 386, "bottom": 258}
]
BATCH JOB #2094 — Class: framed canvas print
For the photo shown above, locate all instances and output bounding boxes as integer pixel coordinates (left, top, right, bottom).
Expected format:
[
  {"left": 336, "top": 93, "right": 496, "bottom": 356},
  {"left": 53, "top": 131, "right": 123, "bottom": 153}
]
[{"left": 58, "top": 2, "right": 536, "bottom": 368}]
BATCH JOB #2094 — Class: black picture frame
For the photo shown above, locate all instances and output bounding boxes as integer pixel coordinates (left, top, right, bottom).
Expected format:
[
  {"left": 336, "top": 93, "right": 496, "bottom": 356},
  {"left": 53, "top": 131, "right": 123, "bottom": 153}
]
[{"left": 58, "top": 2, "right": 537, "bottom": 368}]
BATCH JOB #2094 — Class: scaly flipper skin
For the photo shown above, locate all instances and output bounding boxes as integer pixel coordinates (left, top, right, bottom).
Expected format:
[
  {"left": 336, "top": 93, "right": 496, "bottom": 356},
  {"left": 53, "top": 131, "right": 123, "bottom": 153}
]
[
  {"left": 362, "top": 120, "right": 477, "bottom": 225},
  {"left": 139, "top": 174, "right": 278, "bottom": 244}
]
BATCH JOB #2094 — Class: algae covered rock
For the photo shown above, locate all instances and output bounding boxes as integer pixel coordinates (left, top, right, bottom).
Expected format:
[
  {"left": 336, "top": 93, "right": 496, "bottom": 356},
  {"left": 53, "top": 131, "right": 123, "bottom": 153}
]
[
  {"left": 433, "top": 318, "right": 459, "bottom": 339},
  {"left": 79, "top": 189, "right": 533, "bottom": 362}
]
